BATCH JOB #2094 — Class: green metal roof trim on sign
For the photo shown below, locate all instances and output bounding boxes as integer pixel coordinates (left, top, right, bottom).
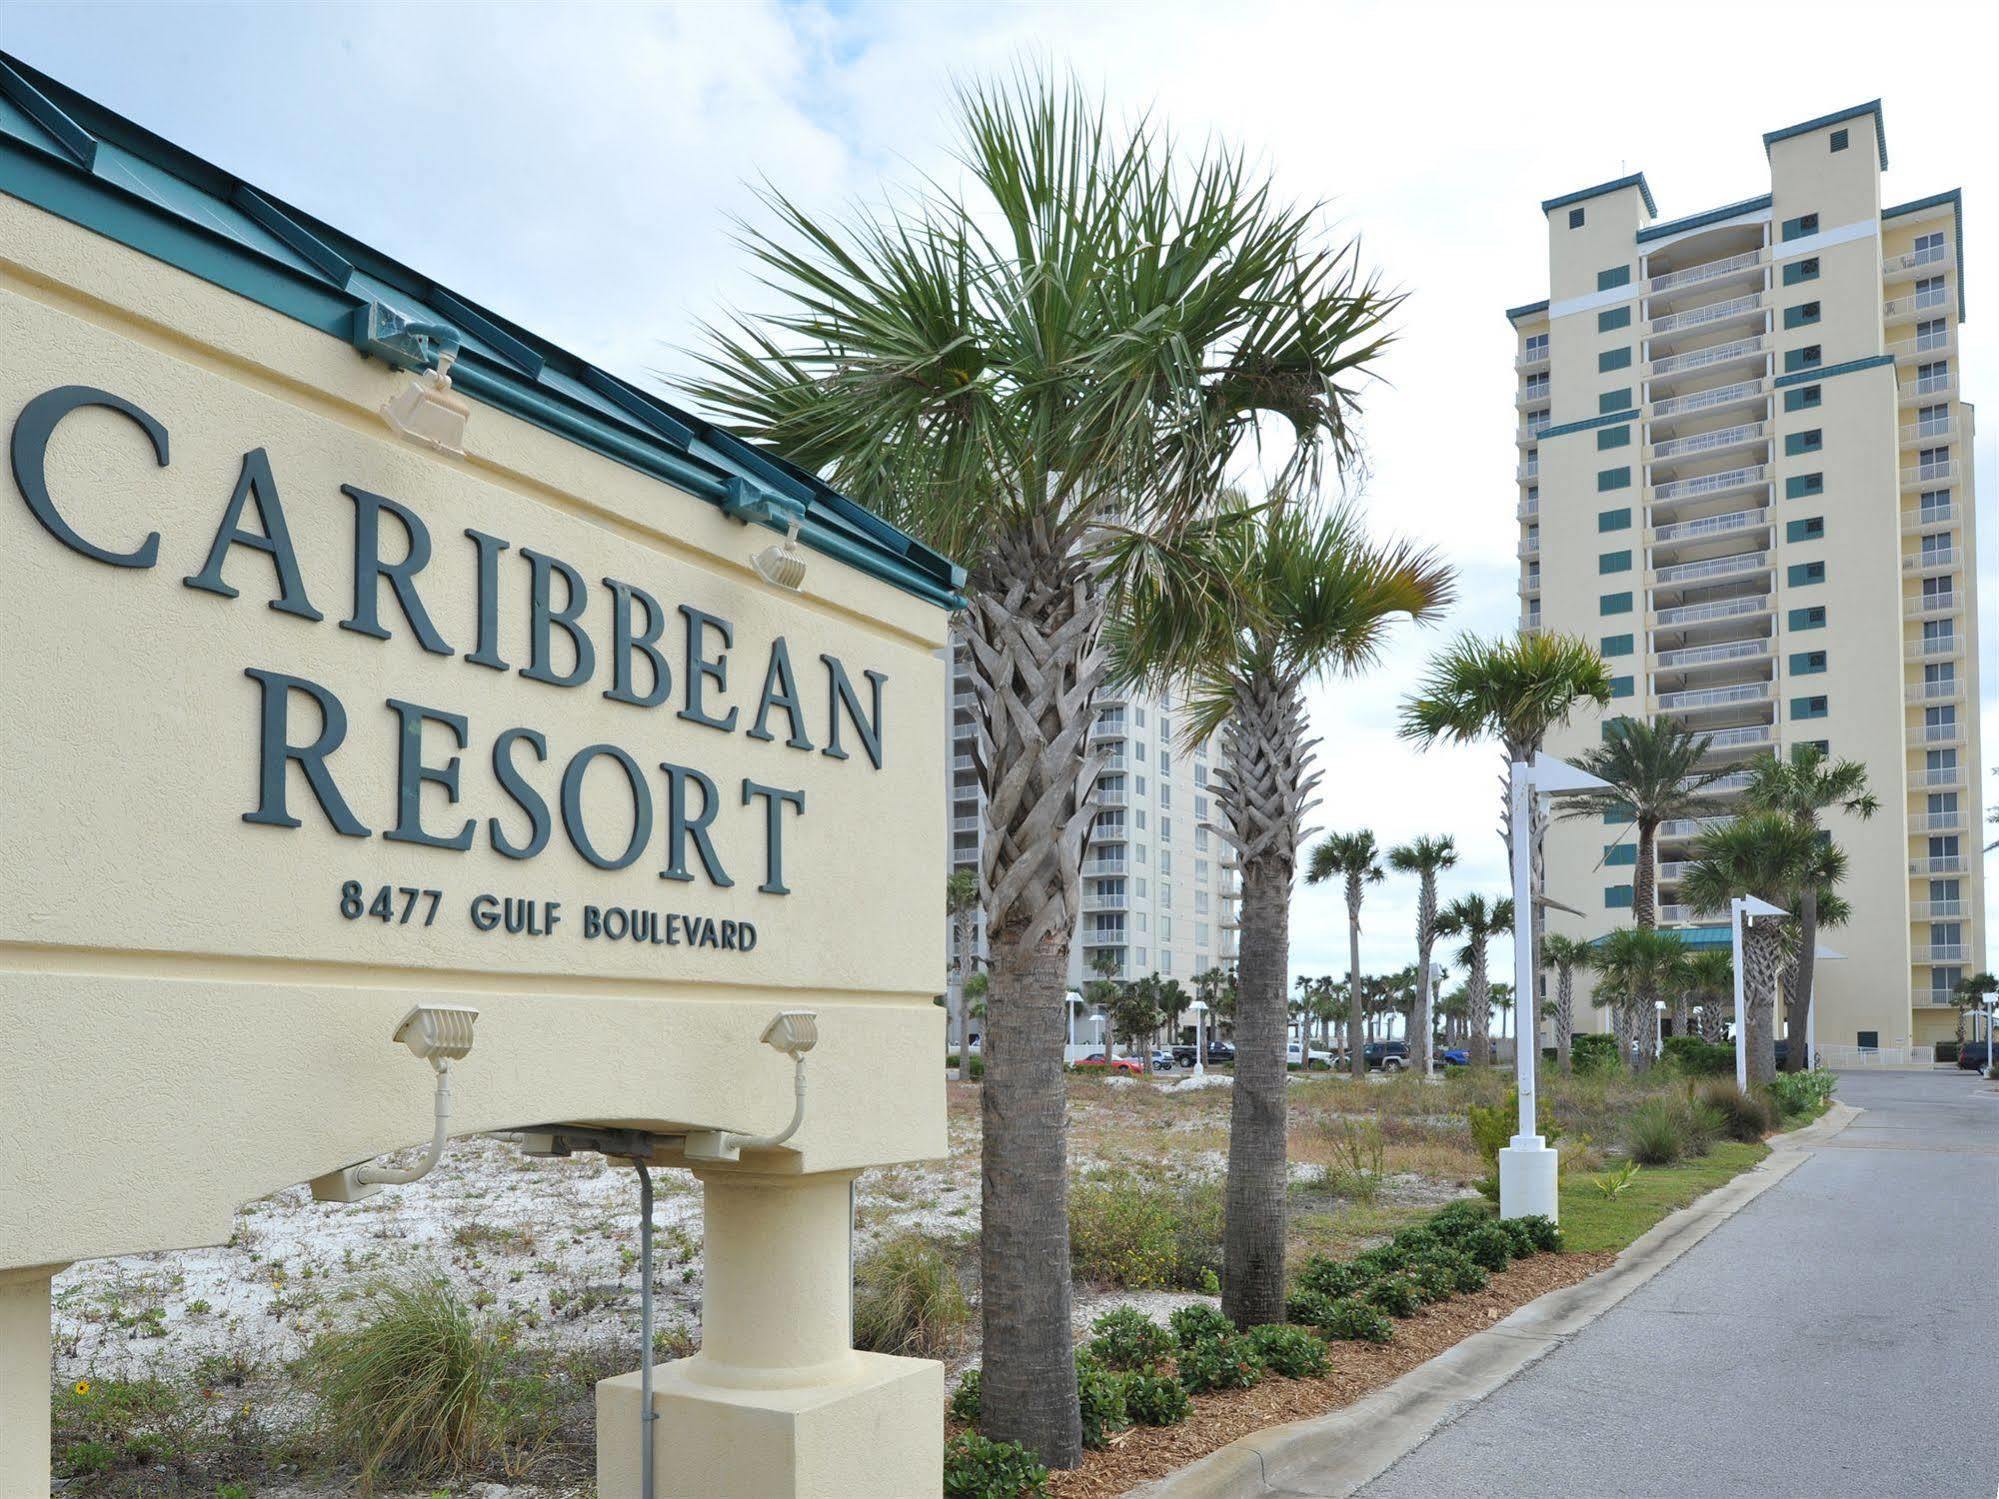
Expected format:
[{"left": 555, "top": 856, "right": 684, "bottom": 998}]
[
  {"left": 1541, "top": 172, "right": 1658, "bottom": 219},
  {"left": 1763, "top": 100, "right": 1888, "bottom": 170},
  {"left": 0, "top": 53, "right": 966, "bottom": 610},
  {"left": 1772, "top": 354, "right": 1895, "bottom": 390},
  {"left": 1884, "top": 189, "right": 1967, "bottom": 320}
]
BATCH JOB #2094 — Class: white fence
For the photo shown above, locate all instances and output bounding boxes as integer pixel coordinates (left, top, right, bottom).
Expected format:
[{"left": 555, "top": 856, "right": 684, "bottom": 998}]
[{"left": 1818, "top": 1044, "right": 1936, "bottom": 1070}]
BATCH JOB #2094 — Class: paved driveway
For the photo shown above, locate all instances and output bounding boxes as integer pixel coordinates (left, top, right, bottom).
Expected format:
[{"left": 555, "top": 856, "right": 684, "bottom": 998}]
[{"left": 1359, "top": 1070, "right": 1999, "bottom": 1499}]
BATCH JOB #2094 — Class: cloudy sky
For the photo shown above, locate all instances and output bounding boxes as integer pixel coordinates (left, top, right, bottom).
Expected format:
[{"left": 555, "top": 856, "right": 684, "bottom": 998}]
[{"left": 8, "top": 0, "right": 1996, "bottom": 986}]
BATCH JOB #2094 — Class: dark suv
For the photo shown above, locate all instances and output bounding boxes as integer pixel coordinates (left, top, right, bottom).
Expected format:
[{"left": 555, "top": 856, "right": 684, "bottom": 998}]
[
  {"left": 1956, "top": 1040, "right": 1992, "bottom": 1073},
  {"left": 1342, "top": 1041, "right": 1408, "bottom": 1073},
  {"left": 1171, "top": 1041, "right": 1235, "bottom": 1066}
]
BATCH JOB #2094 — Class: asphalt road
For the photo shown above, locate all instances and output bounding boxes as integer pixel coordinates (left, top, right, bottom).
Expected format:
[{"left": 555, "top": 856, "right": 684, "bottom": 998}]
[{"left": 1358, "top": 1070, "right": 1999, "bottom": 1499}]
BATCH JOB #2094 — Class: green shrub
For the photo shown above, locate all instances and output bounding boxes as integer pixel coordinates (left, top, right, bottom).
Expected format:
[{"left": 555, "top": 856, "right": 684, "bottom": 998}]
[
  {"left": 1661, "top": 1035, "right": 1734, "bottom": 1076},
  {"left": 1496, "top": 1217, "right": 1538, "bottom": 1258},
  {"left": 302, "top": 1280, "right": 506, "bottom": 1484},
  {"left": 1075, "top": 1354, "right": 1131, "bottom": 1448},
  {"left": 1169, "top": 1302, "right": 1235, "bottom": 1349},
  {"left": 1422, "top": 1248, "right": 1489, "bottom": 1292},
  {"left": 1245, "top": 1324, "right": 1331, "bottom": 1378},
  {"left": 1515, "top": 1214, "right": 1563, "bottom": 1252},
  {"left": 1570, "top": 1033, "right": 1623, "bottom": 1076},
  {"left": 1763, "top": 1069, "right": 1837, "bottom": 1120},
  {"left": 946, "top": 1054, "right": 986, "bottom": 1080},
  {"left": 1389, "top": 1225, "right": 1441, "bottom": 1259},
  {"left": 1429, "top": 1199, "right": 1493, "bottom": 1243},
  {"left": 1294, "top": 1295, "right": 1394, "bottom": 1344},
  {"left": 944, "top": 1431, "right": 1050, "bottom": 1498},
  {"left": 1696, "top": 1080, "right": 1775, "bottom": 1142},
  {"left": 59, "top": 1441, "right": 117, "bottom": 1477},
  {"left": 1403, "top": 1256, "right": 1459, "bottom": 1303},
  {"left": 1349, "top": 1246, "right": 1405, "bottom": 1280},
  {"left": 1070, "top": 1173, "right": 1224, "bottom": 1290},
  {"left": 949, "top": 1369, "right": 981, "bottom": 1426},
  {"left": 1292, "top": 1255, "right": 1367, "bottom": 1301},
  {"left": 1364, "top": 1274, "right": 1423, "bottom": 1318},
  {"left": 1123, "top": 1370, "right": 1193, "bottom": 1425},
  {"left": 1088, "top": 1307, "right": 1174, "bottom": 1371},
  {"left": 1175, "top": 1333, "right": 1264, "bottom": 1393},
  {"left": 1461, "top": 1224, "right": 1515, "bottom": 1271},
  {"left": 1684, "top": 1100, "right": 1726, "bottom": 1157},
  {"left": 853, "top": 1231, "right": 971, "bottom": 1359},
  {"left": 1623, "top": 1097, "right": 1687, "bottom": 1165}
]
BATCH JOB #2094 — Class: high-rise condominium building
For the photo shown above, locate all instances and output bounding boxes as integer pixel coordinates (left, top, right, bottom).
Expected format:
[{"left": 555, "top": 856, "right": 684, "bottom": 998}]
[
  {"left": 945, "top": 634, "right": 1239, "bottom": 1007},
  {"left": 1507, "top": 100, "right": 1982, "bottom": 1053}
]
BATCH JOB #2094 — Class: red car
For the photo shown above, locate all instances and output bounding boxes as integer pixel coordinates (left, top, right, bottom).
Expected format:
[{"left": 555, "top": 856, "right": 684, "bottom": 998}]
[{"left": 1073, "top": 1052, "right": 1144, "bottom": 1075}]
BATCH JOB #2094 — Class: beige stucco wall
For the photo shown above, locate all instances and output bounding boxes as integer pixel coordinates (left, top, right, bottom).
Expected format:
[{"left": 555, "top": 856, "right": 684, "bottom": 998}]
[{"left": 0, "top": 193, "right": 950, "bottom": 1278}]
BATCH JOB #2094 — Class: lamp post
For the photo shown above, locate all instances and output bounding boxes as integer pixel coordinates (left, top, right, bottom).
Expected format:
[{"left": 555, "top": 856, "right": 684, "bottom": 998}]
[
  {"left": 1500, "top": 752, "right": 1612, "bottom": 1223},
  {"left": 1729, "top": 894, "right": 1788, "bottom": 1089},
  {"left": 1191, "top": 999, "right": 1209, "bottom": 1078},
  {"left": 1654, "top": 999, "right": 1666, "bottom": 1061},
  {"left": 1985, "top": 995, "right": 1996, "bottom": 1079}
]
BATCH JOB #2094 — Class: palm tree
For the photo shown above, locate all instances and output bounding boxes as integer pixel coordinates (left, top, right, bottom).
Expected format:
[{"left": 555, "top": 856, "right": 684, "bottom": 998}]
[
  {"left": 1540, "top": 933, "right": 1592, "bottom": 1074},
  {"left": 1388, "top": 835, "right": 1457, "bottom": 1077},
  {"left": 1307, "top": 977, "right": 1344, "bottom": 1053},
  {"left": 1953, "top": 972, "right": 1998, "bottom": 1047},
  {"left": 1400, "top": 634, "right": 1613, "bottom": 1058},
  {"left": 1683, "top": 948, "right": 1734, "bottom": 1044},
  {"left": 1565, "top": 717, "right": 1729, "bottom": 932},
  {"left": 1113, "top": 502, "right": 1449, "bottom": 1328},
  {"left": 946, "top": 868, "right": 981, "bottom": 1065},
  {"left": 1682, "top": 813, "right": 1821, "bottom": 1085},
  {"left": 1308, "top": 831, "right": 1387, "bottom": 1082},
  {"left": 1742, "top": 747, "right": 1878, "bottom": 1071},
  {"left": 1437, "top": 984, "right": 1471, "bottom": 1048},
  {"left": 1436, "top": 894, "right": 1513, "bottom": 1067},
  {"left": 1592, "top": 927, "right": 1687, "bottom": 1067},
  {"left": 688, "top": 73, "right": 1403, "bottom": 1462}
]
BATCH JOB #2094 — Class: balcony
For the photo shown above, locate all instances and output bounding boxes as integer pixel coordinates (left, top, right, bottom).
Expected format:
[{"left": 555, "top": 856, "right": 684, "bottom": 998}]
[
  {"left": 1905, "top": 592, "right": 1961, "bottom": 618},
  {"left": 1516, "top": 345, "right": 1551, "bottom": 372},
  {"left": 951, "top": 816, "right": 979, "bottom": 833},
  {"left": 1900, "top": 417, "right": 1953, "bottom": 447},
  {"left": 1912, "top": 990, "right": 1961, "bottom": 1009},
  {"left": 1704, "top": 724, "right": 1776, "bottom": 754},
  {"left": 1912, "top": 900, "right": 1967, "bottom": 921},
  {"left": 1520, "top": 612, "right": 1543, "bottom": 636},
  {"left": 1884, "top": 289, "right": 1951, "bottom": 324},
  {"left": 1651, "top": 506, "right": 1769, "bottom": 546},
  {"left": 1911, "top": 855, "right": 1968, "bottom": 876},
  {"left": 1883, "top": 245, "right": 1952, "bottom": 278},
  {"left": 1915, "top": 720, "right": 1965, "bottom": 747},
  {"left": 1650, "top": 378, "right": 1765, "bottom": 422},
  {"left": 952, "top": 691, "right": 976, "bottom": 711},
  {"left": 1654, "top": 464, "right": 1767, "bottom": 505},
  {"left": 1657, "top": 904, "right": 1697, "bottom": 924},
  {"left": 1518, "top": 496, "right": 1541, "bottom": 521},
  {"left": 1096, "top": 785, "right": 1129, "bottom": 808},
  {"left": 1657, "top": 861, "right": 1691, "bottom": 884},
  {"left": 1899, "top": 373, "right": 1956, "bottom": 405},
  {"left": 1649, "top": 293, "right": 1764, "bottom": 338},
  {"left": 1654, "top": 596, "right": 1772, "bottom": 629},
  {"left": 951, "top": 754, "right": 975, "bottom": 773},
  {"left": 1092, "top": 821, "right": 1129, "bottom": 844},
  {"left": 1903, "top": 547, "right": 1961, "bottom": 575},
  {"left": 1656, "top": 638, "right": 1772, "bottom": 672},
  {"left": 1090, "top": 717, "right": 1126, "bottom": 740},
  {"left": 1653, "top": 549, "right": 1769, "bottom": 587},
  {"left": 1915, "top": 944, "right": 1972, "bottom": 965},
  {"left": 1907, "top": 635, "right": 1963, "bottom": 663},
  {"left": 1904, "top": 502, "right": 1956, "bottom": 532},
  {"left": 1658, "top": 682, "right": 1771, "bottom": 715},
  {"left": 1518, "top": 538, "right": 1541, "bottom": 561},
  {"left": 1649, "top": 249, "right": 1763, "bottom": 296},
  {"left": 1910, "top": 764, "right": 1965, "bottom": 791},
  {"left": 1517, "top": 418, "right": 1551, "bottom": 447},
  {"left": 1651, "top": 335, "right": 1764, "bottom": 379},
  {"left": 1698, "top": 770, "right": 1756, "bottom": 795},
  {"left": 1519, "top": 569, "right": 1542, "bottom": 596},
  {"left": 1516, "top": 384, "right": 1552, "bottom": 410},
  {"left": 1658, "top": 816, "right": 1728, "bottom": 840},
  {"left": 1907, "top": 679, "right": 1964, "bottom": 708},
  {"left": 1901, "top": 459, "right": 1957, "bottom": 489},
  {"left": 1081, "top": 891, "right": 1126, "bottom": 914},
  {"left": 1910, "top": 809, "right": 1964, "bottom": 834},
  {"left": 1083, "top": 855, "right": 1128, "bottom": 876},
  {"left": 1650, "top": 422, "right": 1765, "bottom": 464},
  {"left": 1517, "top": 463, "right": 1540, "bottom": 484},
  {"left": 1890, "top": 330, "right": 1955, "bottom": 364}
]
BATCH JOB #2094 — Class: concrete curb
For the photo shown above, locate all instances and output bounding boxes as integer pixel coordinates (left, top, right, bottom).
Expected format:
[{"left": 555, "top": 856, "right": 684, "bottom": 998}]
[{"left": 1131, "top": 1101, "right": 1862, "bottom": 1499}]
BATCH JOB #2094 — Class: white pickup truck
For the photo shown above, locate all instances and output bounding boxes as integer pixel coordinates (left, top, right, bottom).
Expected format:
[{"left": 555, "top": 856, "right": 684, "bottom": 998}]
[{"left": 1286, "top": 1040, "right": 1334, "bottom": 1069}]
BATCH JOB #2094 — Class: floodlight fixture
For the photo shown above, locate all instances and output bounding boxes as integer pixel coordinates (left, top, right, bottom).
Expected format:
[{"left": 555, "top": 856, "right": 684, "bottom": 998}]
[
  {"left": 310, "top": 1005, "right": 480, "bottom": 1202},
  {"left": 760, "top": 1009, "right": 819, "bottom": 1058},
  {"left": 380, "top": 353, "right": 472, "bottom": 455},
  {"left": 751, "top": 518, "right": 808, "bottom": 591},
  {"left": 393, "top": 1004, "right": 479, "bottom": 1065},
  {"left": 684, "top": 1009, "right": 822, "bottom": 1162}
]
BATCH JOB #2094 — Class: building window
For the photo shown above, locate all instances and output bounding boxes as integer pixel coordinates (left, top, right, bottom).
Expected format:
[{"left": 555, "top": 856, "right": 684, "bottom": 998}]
[
  {"left": 1915, "top": 359, "right": 1950, "bottom": 395},
  {"left": 1914, "top": 231, "right": 1946, "bottom": 265},
  {"left": 1600, "top": 591, "right": 1633, "bottom": 616},
  {"left": 1599, "top": 387, "right": 1632, "bottom": 413},
  {"left": 1782, "top": 257, "right": 1820, "bottom": 286},
  {"left": 1597, "top": 425, "right": 1630, "bottom": 450},
  {"left": 1916, "top": 403, "right": 1949, "bottom": 437},
  {"left": 1599, "top": 347, "right": 1632, "bottom": 372},
  {"left": 1783, "top": 385, "right": 1822, "bottom": 412},
  {"left": 1914, "top": 275, "right": 1948, "bottom": 312},
  {"left": 1599, "top": 550, "right": 1632, "bottom": 574},
  {"left": 1605, "top": 885, "right": 1634, "bottom": 909},
  {"left": 1783, "top": 301, "right": 1821, "bottom": 329},
  {"left": 1915, "top": 317, "right": 1948, "bottom": 352},
  {"left": 1600, "top": 633, "right": 1634, "bottom": 656},
  {"left": 1598, "top": 265, "right": 1631, "bottom": 291},
  {"left": 1781, "top": 213, "right": 1820, "bottom": 242},
  {"left": 1791, "top": 695, "right": 1829, "bottom": 720},
  {"left": 1790, "top": 650, "right": 1827, "bottom": 675},
  {"left": 1598, "top": 507, "right": 1631, "bottom": 532},
  {"left": 1525, "top": 332, "right": 1549, "bottom": 359},
  {"left": 1598, "top": 466, "right": 1631, "bottom": 492},
  {"left": 1830, "top": 128, "right": 1849, "bottom": 152},
  {"left": 1784, "top": 429, "right": 1823, "bottom": 456},
  {"left": 1609, "top": 675, "right": 1634, "bottom": 699},
  {"left": 1524, "top": 373, "right": 1550, "bottom": 399},
  {"left": 1598, "top": 306, "right": 1632, "bottom": 332},
  {"left": 1783, "top": 345, "right": 1822, "bottom": 373},
  {"left": 1786, "top": 473, "right": 1824, "bottom": 499},
  {"left": 1789, "top": 606, "right": 1827, "bottom": 630},
  {"left": 1605, "top": 842, "right": 1636, "bottom": 866},
  {"left": 1569, "top": 207, "right": 1585, "bottom": 228},
  {"left": 1785, "top": 516, "right": 1825, "bottom": 543},
  {"left": 1788, "top": 561, "right": 1826, "bottom": 587}
]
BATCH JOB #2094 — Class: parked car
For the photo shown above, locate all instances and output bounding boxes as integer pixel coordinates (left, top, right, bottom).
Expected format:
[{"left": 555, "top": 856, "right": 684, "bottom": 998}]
[
  {"left": 1437, "top": 1047, "right": 1471, "bottom": 1068},
  {"left": 1148, "top": 1050, "right": 1177, "bottom": 1072},
  {"left": 1171, "top": 1040, "right": 1235, "bottom": 1066},
  {"left": 1073, "top": 1052, "right": 1143, "bottom": 1075},
  {"left": 1956, "top": 1040, "right": 1993, "bottom": 1072},
  {"left": 1287, "top": 1040, "right": 1334, "bottom": 1069}
]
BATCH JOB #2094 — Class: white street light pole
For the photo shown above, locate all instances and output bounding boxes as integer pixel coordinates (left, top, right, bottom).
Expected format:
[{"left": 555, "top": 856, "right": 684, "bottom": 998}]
[
  {"left": 1501, "top": 753, "right": 1611, "bottom": 1223},
  {"left": 1191, "top": 999, "right": 1209, "bottom": 1078},
  {"left": 1730, "top": 894, "right": 1788, "bottom": 1089}
]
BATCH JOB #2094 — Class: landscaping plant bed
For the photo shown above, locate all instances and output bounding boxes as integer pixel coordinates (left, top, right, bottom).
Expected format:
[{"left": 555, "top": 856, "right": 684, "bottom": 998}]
[{"left": 1041, "top": 1250, "right": 1613, "bottom": 1498}]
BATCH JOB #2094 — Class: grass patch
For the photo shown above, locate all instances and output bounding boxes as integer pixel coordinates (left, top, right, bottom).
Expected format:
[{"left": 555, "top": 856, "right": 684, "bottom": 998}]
[
  {"left": 1069, "top": 1171, "right": 1224, "bottom": 1290},
  {"left": 1558, "top": 1141, "right": 1769, "bottom": 1254},
  {"left": 852, "top": 1230, "right": 971, "bottom": 1359}
]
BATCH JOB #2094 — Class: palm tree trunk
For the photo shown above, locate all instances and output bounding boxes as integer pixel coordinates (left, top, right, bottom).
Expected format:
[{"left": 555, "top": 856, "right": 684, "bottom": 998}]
[
  {"left": 1346, "top": 885, "right": 1365, "bottom": 1084},
  {"left": 1468, "top": 940, "right": 1491, "bottom": 1067},
  {"left": 1631, "top": 819, "right": 1658, "bottom": 1072},
  {"left": 1414, "top": 879, "right": 1436, "bottom": 1077},
  {"left": 1784, "top": 888, "right": 1818, "bottom": 1072},
  {"left": 1223, "top": 855, "right": 1292, "bottom": 1327},
  {"left": 1555, "top": 969, "right": 1573, "bottom": 1074},
  {"left": 1744, "top": 928, "right": 1781, "bottom": 1087}
]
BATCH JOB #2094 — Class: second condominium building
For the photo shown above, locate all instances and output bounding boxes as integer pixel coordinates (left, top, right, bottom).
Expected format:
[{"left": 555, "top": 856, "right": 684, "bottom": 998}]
[{"left": 1508, "top": 100, "right": 1982, "bottom": 1052}]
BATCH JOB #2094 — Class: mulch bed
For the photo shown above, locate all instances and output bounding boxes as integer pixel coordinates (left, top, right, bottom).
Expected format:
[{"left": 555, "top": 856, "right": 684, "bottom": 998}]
[{"left": 1047, "top": 1250, "right": 1617, "bottom": 1498}]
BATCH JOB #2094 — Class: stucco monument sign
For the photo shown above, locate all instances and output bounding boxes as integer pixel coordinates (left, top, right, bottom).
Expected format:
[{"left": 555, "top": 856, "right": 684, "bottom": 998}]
[{"left": 0, "top": 56, "right": 957, "bottom": 1497}]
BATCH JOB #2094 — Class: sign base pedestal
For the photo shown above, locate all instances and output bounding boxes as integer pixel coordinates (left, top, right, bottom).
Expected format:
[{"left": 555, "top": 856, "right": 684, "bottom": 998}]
[{"left": 1498, "top": 1137, "right": 1560, "bottom": 1222}]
